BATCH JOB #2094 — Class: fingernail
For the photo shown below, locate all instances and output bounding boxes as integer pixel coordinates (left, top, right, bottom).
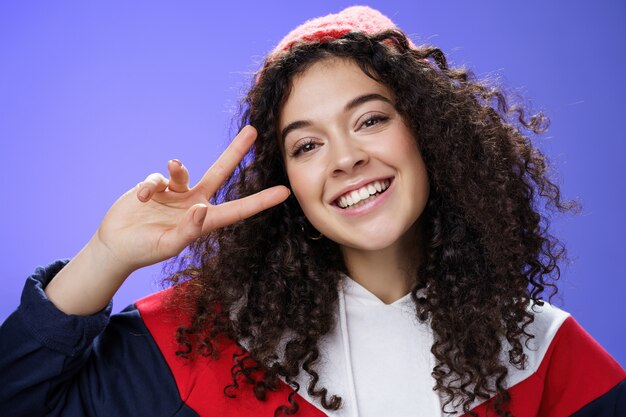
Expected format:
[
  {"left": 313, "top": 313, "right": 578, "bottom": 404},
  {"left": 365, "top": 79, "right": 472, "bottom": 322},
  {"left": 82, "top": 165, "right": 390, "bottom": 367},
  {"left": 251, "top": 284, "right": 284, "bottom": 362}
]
[
  {"left": 138, "top": 187, "right": 150, "bottom": 200},
  {"left": 170, "top": 159, "right": 182, "bottom": 167}
]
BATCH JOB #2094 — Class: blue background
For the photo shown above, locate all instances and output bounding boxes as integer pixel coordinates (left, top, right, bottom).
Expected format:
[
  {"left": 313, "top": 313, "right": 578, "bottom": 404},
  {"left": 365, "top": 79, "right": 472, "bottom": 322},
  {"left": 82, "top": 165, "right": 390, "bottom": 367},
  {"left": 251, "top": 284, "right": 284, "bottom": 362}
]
[{"left": 1, "top": 1, "right": 624, "bottom": 367}]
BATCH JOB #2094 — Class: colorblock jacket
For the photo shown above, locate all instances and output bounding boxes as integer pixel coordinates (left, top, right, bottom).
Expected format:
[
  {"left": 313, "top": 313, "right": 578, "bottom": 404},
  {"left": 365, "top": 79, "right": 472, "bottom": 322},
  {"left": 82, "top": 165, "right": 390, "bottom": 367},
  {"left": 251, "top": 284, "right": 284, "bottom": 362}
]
[{"left": 0, "top": 259, "right": 624, "bottom": 416}]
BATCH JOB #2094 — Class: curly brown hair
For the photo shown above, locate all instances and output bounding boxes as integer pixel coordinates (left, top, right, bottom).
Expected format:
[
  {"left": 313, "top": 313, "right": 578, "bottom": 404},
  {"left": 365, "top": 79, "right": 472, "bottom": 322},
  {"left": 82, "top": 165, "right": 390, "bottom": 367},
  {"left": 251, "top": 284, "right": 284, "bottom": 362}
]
[{"left": 163, "top": 29, "right": 581, "bottom": 417}]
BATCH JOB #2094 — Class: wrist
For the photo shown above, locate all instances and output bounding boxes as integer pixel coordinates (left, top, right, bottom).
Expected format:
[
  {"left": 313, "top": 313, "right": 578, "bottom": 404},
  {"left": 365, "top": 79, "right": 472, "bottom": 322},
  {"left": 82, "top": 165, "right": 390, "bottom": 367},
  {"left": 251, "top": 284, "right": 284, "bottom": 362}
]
[
  {"left": 43, "top": 236, "right": 134, "bottom": 316},
  {"left": 85, "top": 233, "right": 135, "bottom": 280}
]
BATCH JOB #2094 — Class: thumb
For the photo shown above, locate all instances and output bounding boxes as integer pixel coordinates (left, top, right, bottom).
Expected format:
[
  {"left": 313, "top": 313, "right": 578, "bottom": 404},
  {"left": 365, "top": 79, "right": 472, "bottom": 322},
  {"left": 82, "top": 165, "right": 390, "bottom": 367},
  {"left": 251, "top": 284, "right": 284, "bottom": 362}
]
[{"left": 176, "top": 204, "right": 209, "bottom": 246}]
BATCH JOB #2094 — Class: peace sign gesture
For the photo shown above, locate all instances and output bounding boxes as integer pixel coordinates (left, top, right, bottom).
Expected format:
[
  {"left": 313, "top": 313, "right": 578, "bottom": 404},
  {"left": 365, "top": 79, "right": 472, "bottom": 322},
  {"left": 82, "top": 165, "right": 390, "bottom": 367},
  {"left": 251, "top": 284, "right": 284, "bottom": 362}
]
[
  {"left": 43, "top": 126, "right": 289, "bottom": 316},
  {"left": 95, "top": 125, "right": 290, "bottom": 273}
]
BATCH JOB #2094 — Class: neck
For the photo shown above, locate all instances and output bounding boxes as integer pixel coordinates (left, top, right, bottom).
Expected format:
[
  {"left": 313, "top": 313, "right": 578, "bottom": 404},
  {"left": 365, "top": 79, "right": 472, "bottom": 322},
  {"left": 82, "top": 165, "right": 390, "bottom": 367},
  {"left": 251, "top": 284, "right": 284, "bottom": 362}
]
[{"left": 340, "top": 220, "right": 423, "bottom": 304}]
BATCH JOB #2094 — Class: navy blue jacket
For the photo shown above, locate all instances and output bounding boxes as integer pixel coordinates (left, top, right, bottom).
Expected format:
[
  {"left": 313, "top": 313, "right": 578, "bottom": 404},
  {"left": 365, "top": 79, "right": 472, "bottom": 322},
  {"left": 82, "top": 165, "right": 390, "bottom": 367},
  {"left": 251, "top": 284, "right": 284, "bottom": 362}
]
[{"left": 1, "top": 260, "right": 624, "bottom": 416}]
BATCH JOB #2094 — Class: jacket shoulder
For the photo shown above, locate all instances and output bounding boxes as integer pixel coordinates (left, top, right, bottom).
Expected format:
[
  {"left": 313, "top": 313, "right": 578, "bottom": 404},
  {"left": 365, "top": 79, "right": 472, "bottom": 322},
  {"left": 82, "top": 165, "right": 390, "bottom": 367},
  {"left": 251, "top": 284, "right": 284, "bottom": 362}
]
[
  {"left": 135, "top": 286, "right": 327, "bottom": 417},
  {"left": 467, "top": 301, "right": 625, "bottom": 416}
]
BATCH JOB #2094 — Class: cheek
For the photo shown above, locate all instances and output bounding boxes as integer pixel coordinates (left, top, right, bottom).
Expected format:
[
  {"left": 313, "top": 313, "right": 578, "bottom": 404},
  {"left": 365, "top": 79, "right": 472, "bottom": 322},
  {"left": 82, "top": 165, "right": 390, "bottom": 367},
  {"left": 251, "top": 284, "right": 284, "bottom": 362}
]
[
  {"left": 286, "top": 164, "right": 325, "bottom": 213},
  {"left": 392, "top": 129, "right": 424, "bottom": 167},
  {"left": 397, "top": 129, "right": 419, "bottom": 153},
  {"left": 406, "top": 147, "right": 430, "bottom": 199},
  {"left": 382, "top": 131, "right": 429, "bottom": 193},
  {"left": 374, "top": 133, "right": 420, "bottom": 166}
]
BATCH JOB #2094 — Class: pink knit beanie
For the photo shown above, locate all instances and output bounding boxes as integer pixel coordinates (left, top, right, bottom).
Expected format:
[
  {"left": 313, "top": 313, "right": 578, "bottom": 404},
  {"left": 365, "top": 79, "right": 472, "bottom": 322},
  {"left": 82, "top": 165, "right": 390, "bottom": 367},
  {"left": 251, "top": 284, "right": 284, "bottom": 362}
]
[{"left": 270, "top": 5, "right": 416, "bottom": 56}]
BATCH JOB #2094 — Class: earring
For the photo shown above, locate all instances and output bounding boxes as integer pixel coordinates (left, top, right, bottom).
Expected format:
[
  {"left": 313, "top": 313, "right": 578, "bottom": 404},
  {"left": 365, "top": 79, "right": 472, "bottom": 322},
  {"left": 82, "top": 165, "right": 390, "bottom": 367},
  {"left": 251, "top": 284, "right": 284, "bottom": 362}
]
[{"left": 300, "top": 224, "right": 324, "bottom": 241}]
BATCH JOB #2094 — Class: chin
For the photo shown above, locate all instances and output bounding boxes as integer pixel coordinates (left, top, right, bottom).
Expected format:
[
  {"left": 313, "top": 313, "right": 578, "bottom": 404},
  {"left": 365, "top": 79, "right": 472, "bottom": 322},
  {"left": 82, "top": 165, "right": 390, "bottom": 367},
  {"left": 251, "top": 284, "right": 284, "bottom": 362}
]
[{"left": 334, "top": 233, "right": 406, "bottom": 253}]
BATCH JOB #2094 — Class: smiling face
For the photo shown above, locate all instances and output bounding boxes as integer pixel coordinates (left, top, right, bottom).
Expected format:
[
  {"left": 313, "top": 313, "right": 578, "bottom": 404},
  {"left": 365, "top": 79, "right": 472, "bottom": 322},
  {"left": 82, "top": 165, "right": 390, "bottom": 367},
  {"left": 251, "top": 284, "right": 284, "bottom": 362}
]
[{"left": 280, "top": 57, "right": 430, "bottom": 256}]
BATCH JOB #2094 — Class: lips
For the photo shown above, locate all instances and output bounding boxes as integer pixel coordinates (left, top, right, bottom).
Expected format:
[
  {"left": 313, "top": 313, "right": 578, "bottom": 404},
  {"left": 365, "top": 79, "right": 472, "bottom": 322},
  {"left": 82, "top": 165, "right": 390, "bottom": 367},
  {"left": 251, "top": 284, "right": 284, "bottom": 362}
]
[{"left": 334, "top": 178, "right": 392, "bottom": 209}]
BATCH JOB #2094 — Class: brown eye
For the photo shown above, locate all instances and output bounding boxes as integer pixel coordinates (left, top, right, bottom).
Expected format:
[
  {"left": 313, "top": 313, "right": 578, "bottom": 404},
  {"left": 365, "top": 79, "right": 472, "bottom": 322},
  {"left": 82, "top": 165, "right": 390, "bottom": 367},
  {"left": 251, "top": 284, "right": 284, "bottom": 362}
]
[
  {"left": 301, "top": 142, "right": 316, "bottom": 153},
  {"left": 359, "top": 115, "right": 389, "bottom": 129},
  {"left": 290, "top": 139, "right": 319, "bottom": 157}
]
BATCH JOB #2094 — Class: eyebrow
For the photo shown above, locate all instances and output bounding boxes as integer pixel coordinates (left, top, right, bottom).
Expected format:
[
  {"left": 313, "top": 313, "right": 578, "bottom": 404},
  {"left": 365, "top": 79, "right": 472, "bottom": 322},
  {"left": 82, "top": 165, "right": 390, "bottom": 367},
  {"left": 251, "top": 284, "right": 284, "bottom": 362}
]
[{"left": 280, "top": 93, "right": 393, "bottom": 144}]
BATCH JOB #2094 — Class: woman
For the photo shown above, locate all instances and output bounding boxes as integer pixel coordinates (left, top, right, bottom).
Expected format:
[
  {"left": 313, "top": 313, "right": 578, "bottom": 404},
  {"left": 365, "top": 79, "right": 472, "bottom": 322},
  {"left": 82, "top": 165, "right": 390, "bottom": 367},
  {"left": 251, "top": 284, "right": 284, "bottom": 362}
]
[{"left": 0, "top": 6, "right": 624, "bottom": 417}]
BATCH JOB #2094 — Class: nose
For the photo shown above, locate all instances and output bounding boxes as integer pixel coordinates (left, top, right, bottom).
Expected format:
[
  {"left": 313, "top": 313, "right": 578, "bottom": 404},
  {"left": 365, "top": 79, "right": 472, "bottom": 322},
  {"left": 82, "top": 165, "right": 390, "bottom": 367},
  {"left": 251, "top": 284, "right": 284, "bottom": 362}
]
[{"left": 329, "top": 133, "right": 369, "bottom": 176}]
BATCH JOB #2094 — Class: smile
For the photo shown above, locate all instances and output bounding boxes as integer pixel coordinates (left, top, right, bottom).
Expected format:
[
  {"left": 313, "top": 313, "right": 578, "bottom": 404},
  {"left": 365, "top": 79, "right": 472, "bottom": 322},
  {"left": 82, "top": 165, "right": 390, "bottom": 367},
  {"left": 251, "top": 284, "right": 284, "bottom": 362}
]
[{"left": 335, "top": 179, "right": 391, "bottom": 209}]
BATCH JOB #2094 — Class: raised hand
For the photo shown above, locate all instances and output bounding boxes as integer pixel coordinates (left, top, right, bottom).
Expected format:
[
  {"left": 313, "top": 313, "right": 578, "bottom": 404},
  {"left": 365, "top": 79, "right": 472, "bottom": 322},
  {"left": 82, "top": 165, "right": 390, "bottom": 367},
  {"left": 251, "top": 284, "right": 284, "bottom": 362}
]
[
  {"left": 44, "top": 126, "right": 289, "bottom": 315},
  {"left": 95, "top": 125, "right": 289, "bottom": 272}
]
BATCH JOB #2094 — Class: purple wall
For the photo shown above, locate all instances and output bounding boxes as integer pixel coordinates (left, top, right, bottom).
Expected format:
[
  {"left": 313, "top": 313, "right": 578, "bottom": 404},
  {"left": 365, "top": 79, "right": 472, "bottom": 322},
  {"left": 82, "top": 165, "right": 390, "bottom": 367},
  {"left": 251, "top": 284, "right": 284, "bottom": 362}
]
[{"left": 1, "top": 1, "right": 624, "bottom": 367}]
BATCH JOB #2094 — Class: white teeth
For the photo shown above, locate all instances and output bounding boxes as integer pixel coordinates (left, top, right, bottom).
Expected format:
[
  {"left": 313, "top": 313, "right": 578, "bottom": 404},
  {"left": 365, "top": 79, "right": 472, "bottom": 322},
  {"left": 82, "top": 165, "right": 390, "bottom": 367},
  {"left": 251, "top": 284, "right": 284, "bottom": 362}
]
[{"left": 335, "top": 179, "right": 391, "bottom": 209}]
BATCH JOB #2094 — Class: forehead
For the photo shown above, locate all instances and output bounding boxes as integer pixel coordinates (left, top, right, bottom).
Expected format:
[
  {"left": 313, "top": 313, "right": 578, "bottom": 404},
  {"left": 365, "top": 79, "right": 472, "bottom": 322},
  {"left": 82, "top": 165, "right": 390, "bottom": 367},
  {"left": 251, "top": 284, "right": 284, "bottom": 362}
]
[{"left": 279, "top": 57, "right": 390, "bottom": 126}]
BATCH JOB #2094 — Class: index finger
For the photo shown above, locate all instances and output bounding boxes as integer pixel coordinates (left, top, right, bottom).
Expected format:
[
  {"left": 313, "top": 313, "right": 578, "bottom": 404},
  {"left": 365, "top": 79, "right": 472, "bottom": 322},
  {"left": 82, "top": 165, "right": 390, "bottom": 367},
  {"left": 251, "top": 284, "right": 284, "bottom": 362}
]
[{"left": 194, "top": 125, "right": 258, "bottom": 197}]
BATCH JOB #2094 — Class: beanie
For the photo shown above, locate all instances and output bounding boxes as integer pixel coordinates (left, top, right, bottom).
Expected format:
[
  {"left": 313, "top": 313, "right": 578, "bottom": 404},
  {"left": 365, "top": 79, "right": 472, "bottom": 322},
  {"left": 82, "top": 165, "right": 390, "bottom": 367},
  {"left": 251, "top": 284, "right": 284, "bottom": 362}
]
[{"left": 270, "top": 5, "right": 416, "bottom": 56}]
